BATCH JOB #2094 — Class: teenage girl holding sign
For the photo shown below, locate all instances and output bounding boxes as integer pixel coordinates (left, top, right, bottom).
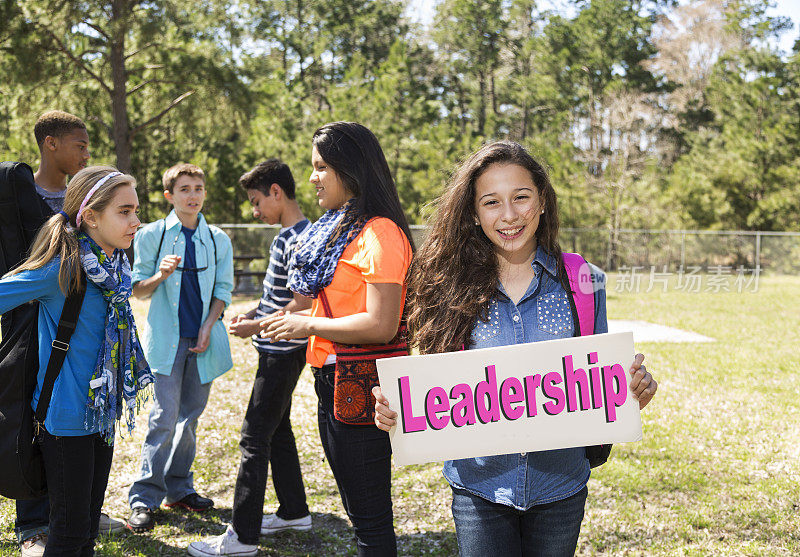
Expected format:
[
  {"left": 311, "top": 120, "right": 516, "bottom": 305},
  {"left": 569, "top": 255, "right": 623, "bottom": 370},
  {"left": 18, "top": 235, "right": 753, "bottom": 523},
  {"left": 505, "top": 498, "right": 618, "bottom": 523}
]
[
  {"left": 0, "top": 166, "right": 152, "bottom": 555},
  {"left": 374, "top": 141, "right": 657, "bottom": 556}
]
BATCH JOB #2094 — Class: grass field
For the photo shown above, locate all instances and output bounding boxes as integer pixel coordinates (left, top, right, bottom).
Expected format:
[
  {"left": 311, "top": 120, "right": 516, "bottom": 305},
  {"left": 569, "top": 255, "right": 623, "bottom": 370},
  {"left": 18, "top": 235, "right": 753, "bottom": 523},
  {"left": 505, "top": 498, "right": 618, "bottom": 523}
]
[{"left": 2, "top": 274, "right": 799, "bottom": 556}]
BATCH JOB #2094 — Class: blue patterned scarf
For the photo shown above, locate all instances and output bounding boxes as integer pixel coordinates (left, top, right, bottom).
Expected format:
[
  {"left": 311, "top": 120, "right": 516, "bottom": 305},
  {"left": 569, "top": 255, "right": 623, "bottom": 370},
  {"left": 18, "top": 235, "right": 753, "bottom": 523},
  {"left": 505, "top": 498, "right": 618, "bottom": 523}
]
[
  {"left": 288, "top": 200, "right": 366, "bottom": 297},
  {"left": 78, "top": 233, "right": 153, "bottom": 443}
]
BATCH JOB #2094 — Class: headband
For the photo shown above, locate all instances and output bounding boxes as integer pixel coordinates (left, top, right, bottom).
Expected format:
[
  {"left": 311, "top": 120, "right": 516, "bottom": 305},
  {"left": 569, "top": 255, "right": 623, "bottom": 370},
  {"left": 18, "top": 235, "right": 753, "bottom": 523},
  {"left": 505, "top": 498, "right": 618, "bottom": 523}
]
[{"left": 76, "top": 171, "right": 122, "bottom": 227}]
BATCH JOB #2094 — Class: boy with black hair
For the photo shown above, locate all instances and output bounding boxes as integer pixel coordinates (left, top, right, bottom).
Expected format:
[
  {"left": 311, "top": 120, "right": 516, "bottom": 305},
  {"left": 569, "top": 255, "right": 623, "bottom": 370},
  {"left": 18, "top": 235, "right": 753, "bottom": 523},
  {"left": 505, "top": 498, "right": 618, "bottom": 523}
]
[
  {"left": 187, "top": 159, "right": 311, "bottom": 557},
  {"left": 1, "top": 111, "right": 126, "bottom": 557},
  {"left": 31, "top": 110, "right": 90, "bottom": 210}
]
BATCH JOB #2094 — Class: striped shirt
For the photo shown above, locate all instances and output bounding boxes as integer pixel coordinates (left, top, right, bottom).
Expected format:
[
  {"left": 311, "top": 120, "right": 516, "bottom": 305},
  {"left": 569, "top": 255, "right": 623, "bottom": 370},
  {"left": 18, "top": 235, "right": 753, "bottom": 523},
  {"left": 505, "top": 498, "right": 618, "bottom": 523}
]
[{"left": 252, "top": 219, "right": 311, "bottom": 354}]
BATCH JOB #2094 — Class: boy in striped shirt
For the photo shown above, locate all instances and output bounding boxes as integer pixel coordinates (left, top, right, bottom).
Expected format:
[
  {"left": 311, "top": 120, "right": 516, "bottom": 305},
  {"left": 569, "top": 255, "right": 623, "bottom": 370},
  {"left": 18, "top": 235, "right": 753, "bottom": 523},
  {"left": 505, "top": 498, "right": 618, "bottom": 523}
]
[{"left": 196, "top": 160, "right": 311, "bottom": 556}]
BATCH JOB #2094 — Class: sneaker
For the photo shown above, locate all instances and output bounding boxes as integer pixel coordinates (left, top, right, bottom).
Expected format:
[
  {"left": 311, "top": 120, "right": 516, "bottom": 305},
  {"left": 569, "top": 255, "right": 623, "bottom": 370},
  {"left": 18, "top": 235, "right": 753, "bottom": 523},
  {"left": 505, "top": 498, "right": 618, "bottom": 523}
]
[
  {"left": 98, "top": 512, "right": 127, "bottom": 534},
  {"left": 187, "top": 525, "right": 257, "bottom": 557},
  {"left": 127, "top": 506, "right": 155, "bottom": 532},
  {"left": 19, "top": 533, "right": 47, "bottom": 557},
  {"left": 260, "top": 513, "right": 312, "bottom": 535},
  {"left": 165, "top": 492, "right": 214, "bottom": 512}
]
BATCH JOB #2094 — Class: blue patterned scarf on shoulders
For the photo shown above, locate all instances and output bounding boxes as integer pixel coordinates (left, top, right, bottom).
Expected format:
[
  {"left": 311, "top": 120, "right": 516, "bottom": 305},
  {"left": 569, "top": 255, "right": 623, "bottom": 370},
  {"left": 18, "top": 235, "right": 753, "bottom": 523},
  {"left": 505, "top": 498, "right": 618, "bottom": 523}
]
[
  {"left": 78, "top": 232, "right": 153, "bottom": 443},
  {"left": 287, "top": 200, "right": 366, "bottom": 298}
]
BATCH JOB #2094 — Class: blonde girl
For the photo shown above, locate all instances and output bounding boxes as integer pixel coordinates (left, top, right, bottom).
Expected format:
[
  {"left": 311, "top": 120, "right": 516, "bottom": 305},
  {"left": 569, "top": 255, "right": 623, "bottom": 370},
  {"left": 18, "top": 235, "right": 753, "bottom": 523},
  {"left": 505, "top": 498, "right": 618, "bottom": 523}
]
[{"left": 0, "top": 165, "right": 152, "bottom": 555}]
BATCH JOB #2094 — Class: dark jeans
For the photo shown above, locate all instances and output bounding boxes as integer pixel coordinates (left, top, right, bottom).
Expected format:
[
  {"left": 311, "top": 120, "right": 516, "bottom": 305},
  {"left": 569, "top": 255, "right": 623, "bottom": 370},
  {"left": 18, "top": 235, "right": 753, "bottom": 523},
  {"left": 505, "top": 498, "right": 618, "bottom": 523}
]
[
  {"left": 39, "top": 429, "right": 114, "bottom": 557},
  {"left": 15, "top": 496, "right": 50, "bottom": 543},
  {"left": 451, "top": 486, "right": 588, "bottom": 557},
  {"left": 314, "top": 365, "right": 396, "bottom": 557},
  {"left": 231, "top": 350, "right": 309, "bottom": 545}
]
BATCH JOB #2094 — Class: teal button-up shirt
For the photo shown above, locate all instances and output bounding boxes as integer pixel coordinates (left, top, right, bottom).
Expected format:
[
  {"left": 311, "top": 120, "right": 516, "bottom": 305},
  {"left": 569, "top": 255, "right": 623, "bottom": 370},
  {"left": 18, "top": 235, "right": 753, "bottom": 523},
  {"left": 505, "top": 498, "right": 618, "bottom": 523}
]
[{"left": 132, "top": 210, "right": 234, "bottom": 384}]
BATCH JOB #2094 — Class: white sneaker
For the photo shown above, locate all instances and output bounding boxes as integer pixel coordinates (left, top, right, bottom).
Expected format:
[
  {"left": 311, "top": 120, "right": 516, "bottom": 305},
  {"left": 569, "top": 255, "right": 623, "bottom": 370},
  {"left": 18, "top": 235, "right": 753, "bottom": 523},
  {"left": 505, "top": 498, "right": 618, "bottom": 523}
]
[
  {"left": 187, "top": 525, "right": 258, "bottom": 557},
  {"left": 260, "top": 513, "right": 312, "bottom": 535},
  {"left": 19, "top": 533, "right": 47, "bottom": 557}
]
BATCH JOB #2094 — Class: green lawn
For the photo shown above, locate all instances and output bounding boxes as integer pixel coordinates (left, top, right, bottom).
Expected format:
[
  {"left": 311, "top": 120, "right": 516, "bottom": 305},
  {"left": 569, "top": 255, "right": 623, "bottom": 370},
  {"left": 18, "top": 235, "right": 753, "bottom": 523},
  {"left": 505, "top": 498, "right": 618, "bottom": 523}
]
[{"left": 2, "top": 275, "right": 799, "bottom": 556}]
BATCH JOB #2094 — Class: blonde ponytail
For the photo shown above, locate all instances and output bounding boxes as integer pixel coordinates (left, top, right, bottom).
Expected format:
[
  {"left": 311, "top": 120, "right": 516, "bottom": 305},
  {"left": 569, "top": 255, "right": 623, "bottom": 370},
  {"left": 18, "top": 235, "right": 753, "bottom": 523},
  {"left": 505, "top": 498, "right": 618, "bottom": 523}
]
[{"left": 4, "top": 165, "right": 136, "bottom": 294}]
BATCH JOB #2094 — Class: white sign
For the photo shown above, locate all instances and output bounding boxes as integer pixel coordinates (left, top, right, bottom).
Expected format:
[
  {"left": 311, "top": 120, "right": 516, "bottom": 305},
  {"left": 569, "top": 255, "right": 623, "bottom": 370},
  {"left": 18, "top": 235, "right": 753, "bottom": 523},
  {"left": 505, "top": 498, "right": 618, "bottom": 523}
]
[{"left": 376, "top": 332, "right": 642, "bottom": 466}]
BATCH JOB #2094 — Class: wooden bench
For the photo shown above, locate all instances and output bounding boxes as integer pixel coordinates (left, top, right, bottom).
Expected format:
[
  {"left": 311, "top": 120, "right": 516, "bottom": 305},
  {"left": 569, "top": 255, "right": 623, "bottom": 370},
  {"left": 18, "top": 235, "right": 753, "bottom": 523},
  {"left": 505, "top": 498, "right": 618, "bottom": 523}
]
[{"left": 233, "top": 254, "right": 265, "bottom": 293}]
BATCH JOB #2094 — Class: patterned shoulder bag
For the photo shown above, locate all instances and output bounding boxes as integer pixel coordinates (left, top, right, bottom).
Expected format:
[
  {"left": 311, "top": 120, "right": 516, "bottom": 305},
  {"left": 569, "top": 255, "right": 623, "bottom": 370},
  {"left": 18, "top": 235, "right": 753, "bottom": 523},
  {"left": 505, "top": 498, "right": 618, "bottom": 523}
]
[{"left": 318, "top": 290, "right": 408, "bottom": 425}]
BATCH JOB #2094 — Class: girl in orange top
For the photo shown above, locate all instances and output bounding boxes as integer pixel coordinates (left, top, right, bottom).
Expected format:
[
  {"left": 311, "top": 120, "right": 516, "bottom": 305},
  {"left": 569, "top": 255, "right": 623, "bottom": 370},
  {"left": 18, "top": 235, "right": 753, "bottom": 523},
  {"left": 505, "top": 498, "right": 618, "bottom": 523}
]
[{"left": 261, "top": 121, "right": 414, "bottom": 556}]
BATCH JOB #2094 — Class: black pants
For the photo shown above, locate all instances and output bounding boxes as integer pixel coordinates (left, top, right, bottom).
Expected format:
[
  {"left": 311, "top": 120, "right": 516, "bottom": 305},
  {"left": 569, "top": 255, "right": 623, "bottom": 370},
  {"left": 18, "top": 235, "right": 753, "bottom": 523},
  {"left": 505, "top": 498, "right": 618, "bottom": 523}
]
[
  {"left": 231, "top": 350, "right": 309, "bottom": 544},
  {"left": 39, "top": 429, "right": 114, "bottom": 557},
  {"left": 314, "top": 365, "right": 396, "bottom": 556}
]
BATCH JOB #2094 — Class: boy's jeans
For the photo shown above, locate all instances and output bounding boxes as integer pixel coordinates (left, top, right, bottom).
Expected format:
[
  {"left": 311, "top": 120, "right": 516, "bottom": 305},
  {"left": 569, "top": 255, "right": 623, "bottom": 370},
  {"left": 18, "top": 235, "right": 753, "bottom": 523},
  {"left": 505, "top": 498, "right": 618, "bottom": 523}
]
[{"left": 129, "top": 338, "right": 212, "bottom": 509}]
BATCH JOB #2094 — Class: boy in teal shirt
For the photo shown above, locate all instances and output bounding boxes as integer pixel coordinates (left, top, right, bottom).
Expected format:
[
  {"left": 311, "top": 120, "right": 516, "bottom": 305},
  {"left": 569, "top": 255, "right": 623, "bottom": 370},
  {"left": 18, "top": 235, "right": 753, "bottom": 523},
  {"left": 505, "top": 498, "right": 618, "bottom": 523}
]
[{"left": 127, "top": 163, "right": 234, "bottom": 532}]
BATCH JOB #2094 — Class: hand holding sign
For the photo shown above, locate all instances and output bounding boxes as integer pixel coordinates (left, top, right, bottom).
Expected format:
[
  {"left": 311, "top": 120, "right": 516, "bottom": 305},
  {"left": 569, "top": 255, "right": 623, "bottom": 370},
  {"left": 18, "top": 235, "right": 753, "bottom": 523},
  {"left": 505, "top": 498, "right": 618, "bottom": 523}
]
[
  {"left": 628, "top": 353, "right": 658, "bottom": 409},
  {"left": 373, "top": 387, "right": 397, "bottom": 432}
]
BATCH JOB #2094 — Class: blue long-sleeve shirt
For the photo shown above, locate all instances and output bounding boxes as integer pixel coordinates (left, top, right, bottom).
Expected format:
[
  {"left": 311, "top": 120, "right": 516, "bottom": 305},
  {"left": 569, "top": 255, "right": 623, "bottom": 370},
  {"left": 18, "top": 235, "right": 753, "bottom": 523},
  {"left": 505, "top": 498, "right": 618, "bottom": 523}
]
[
  {"left": 442, "top": 246, "right": 608, "bottom": 509},
  {"left": 0, "top": 259, "right": 109, "bottom": 436}
]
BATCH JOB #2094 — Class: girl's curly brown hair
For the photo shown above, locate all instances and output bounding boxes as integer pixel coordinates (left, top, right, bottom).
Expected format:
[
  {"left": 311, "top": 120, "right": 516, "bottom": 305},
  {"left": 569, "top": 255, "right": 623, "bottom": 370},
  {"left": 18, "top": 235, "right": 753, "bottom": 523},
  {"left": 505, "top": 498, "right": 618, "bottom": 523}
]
[{"left": 407, "top": 140, "right": 569, "bottom": 354}]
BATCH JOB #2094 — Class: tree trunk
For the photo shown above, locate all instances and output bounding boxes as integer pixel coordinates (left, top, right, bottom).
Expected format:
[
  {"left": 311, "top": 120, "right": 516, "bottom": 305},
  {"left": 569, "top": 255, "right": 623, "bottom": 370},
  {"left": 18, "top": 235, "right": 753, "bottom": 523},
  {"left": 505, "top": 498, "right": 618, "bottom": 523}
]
[
  {"left": 281, "top": 16, "right": 288, "bottom": 78},
  {"left": 490, "top": 70, "right": 498, "bottom": 136},
  {"left": 296, "top": 0, "right": 305, "bottom": 85},
  {"left": 478, "top": 72, "right": 486, "bottom": 136},
  {"left": 521, "top": 99, "right": 529, "bottom": 141},
  {"left": 110, "top": 1, "right": 132, "bottom": 173},
  {"left": 455, "top": 79, "right": 468, "bottom": 135}
]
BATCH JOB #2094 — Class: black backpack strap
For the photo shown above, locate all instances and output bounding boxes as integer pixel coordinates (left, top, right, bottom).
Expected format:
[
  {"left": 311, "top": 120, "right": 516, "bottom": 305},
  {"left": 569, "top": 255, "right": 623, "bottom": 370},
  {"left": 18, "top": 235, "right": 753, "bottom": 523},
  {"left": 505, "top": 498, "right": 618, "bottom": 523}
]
[
  {"left": 208, "top": 224, "right": 218, "bottom": 292},
  {"left": 34, "top": 272, "right": 87, "bottom": 424},
  {"left": 564, "top": 286, "right": 581, "bottom": 338},
  {"left": 210, "top": 227, "right": 218, "bottom": 265},
  {"left": 199, "top": 214, "right": 218, "bottom": 266},
  {"left": 155, "top": 218, "right": 167, "bottom": 259}
]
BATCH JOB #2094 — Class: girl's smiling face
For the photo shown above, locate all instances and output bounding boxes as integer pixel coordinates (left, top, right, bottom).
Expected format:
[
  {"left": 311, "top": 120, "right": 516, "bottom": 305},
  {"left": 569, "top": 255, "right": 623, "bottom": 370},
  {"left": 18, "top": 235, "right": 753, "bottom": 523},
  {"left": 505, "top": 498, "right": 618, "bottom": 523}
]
[
  {"left": 474, "top": 163, "right": 544, "bottom": 262},
  {"left": 310, "top": 145, "right": 353, "bottom": 211}
]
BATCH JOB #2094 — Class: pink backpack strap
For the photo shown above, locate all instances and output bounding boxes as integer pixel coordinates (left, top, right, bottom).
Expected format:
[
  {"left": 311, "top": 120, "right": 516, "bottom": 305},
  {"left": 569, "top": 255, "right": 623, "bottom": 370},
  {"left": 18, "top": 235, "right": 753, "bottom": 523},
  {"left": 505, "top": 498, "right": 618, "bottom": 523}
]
[{"left": 562, "top": 252, "right": 595, "bottom": 336}]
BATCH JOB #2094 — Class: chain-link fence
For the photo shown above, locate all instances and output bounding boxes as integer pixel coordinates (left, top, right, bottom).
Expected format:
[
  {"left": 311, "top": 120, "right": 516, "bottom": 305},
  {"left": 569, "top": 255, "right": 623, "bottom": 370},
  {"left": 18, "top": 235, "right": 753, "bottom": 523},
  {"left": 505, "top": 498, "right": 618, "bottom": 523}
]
[
  {"left": 556, "top": 228, "right": 800, "bottom": 274},
  {"left": 216, "top": 224, "right": 800, "bottom": 292}
]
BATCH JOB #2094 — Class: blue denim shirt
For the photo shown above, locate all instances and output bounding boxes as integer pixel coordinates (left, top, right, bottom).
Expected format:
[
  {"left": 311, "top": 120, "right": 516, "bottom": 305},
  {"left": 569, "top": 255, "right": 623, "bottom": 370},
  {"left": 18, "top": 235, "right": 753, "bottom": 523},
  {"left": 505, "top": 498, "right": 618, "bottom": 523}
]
[
  {"left": 132, "top": 211, "right": 234, "bottom": 384},
  {"left": 442, "top": 246, "right": 608, "bottom": 510}
]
